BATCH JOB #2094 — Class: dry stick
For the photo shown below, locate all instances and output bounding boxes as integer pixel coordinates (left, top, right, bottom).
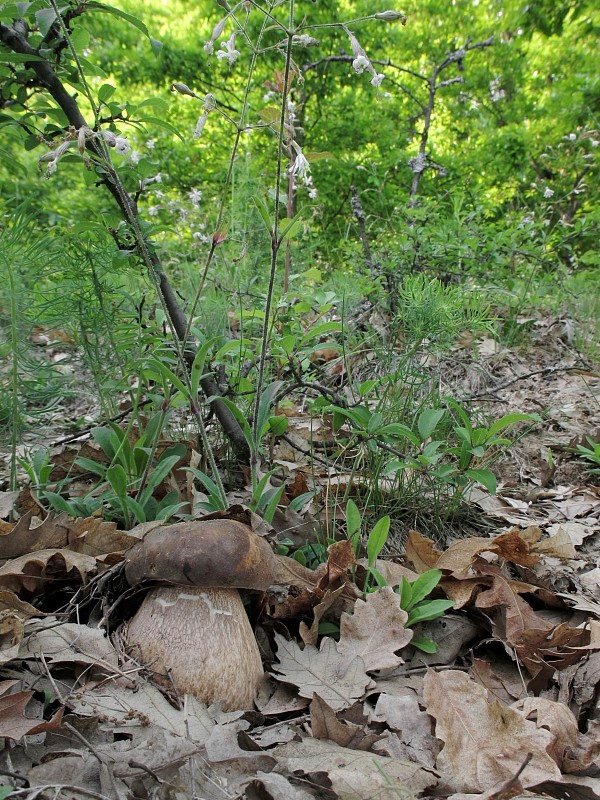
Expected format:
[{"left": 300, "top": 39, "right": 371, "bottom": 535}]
[
  {"left": 350, "top": 185, "right": 398, "bottom": 314},
  {"left": 0, "top": 18, "right": 249, "bottom": 461}
]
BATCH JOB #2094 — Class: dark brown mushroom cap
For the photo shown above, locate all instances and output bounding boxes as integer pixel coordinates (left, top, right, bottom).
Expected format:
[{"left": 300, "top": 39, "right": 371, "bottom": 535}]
[{"left": 124, "top": 520, "right": 276, "bottom": 590}]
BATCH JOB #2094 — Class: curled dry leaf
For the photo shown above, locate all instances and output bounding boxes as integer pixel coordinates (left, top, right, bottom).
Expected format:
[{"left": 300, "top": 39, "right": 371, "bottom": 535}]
[
  {"left": 0, "top": 548, "right": 98, "bottom": 597},
  {"left": 310, "top": 694, "right": 383, "bottom": 750},
  {"left": 372, "top": 693, "right": 440, "bottom": 769},
  {"left": 0, "top": 512, "right": 133, "bottom": 559},
  {"left": 423, "top": 669, "right": 561, "bottom": 792}
]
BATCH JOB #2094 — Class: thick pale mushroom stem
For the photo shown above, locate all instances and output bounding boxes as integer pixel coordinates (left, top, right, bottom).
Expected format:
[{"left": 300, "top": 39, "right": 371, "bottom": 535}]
[{"left": 124, "top": 585, "right": 263, "bottom": 710}]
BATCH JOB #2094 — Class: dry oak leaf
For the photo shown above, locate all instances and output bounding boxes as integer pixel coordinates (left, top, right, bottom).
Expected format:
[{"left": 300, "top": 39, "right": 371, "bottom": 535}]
[
  {"left": 0, "top": 680, "right": 64, "bottom": 741},
  {"left": 0, "top": 512, "right": 132, "bottom": 559},
  {"left": 0, "top": 548, "right": 98, "bottom": 596},
  {"left": 372, "top": 692, "right": 440, "bottom": 769},
  {"left": 310, "top": 694, "right": 383, "bottom": 750},
  {"left": 271, "top": 632, "right": 371, "bottom": 710},
  {"left": 423, "top": 669, "right": 561, "bottom": 792},
  {"left": 0, "top": 590, "right": 41, "bottom": 665},
  {"left": 406, "top": 530, "right": 442, "bottom": 572},
  {"left": 519, "top": 697, "right": 581, "bottom": 770},
  {"left": 273, "top": 735, "right": 437, "bottom": 800},
  {"left": 336, "top": 586, "right": 413, "bottom": 673}
]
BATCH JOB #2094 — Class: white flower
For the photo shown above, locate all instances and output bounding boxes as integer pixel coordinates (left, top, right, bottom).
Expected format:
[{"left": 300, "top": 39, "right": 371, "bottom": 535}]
[
  {"left": 194, "top": 113, "right": 209, "bottom": 139},
  {"left": 193, "top": 231, "right": 209, "bottom": 242},
  {"left": 308, "top": 187, "right": 318, "bottom": 199},
  {"left": 189, "top": 188, "right": 202, "bottom": 205},
  {"left": 155, "top": 190, "right": 164, "bottom": 199},
  {"left": 569, "top": 133, "right": 577, "bottom": 141},
  {"left": 216, "top": 33, "right": 240, "bottom": 66},
  {"left": 352, "top": 55, "right": 370, "bottom": 74},
  {"left": 148, "top": 205, "right": 160, "bottom": 217},
  {"left": 153, "top": 173, "right": 162, "bottom": 183},
  {"left": 129, "top": 150, "right": 143, "bottom": 164},
  {"left": 146, "top": 139, "right": 155, "bottom": 150},
  {"left": 591, "top": 140, "right": 599, "bottom": 147},
  {"left": 289, "top": 152, "right": 310, "bottom": 179},
  {"left": 543, "top": 186, "right": 554, "bottom": 198},
  {"left": 114, "top": 137, "right": 130, "bottom": 155},
  {"left": 370, "top": 72, "right": 385, "bottom": 87},
  {"left": 292, "top": 34, "right": 319, "bottom": 47}
]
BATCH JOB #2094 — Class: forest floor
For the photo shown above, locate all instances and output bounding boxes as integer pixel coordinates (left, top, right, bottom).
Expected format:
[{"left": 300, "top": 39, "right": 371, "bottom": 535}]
[{"left": 0, "top": 311, "right": 599, "bottom": 800}]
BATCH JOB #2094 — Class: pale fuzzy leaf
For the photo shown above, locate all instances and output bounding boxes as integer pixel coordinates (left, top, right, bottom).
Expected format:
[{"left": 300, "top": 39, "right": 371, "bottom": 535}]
[
  {"left": 273, "top": 736, "right": 436, "bottom": 799},
  {"left": 423, "top": 669, "right": 561, "bottom": 792},
  {"left": 337, "top": 586, "right": 413, "bottom": 672},
  {"left": 272, "top": 633, "right": 371, "bottom": 710}
]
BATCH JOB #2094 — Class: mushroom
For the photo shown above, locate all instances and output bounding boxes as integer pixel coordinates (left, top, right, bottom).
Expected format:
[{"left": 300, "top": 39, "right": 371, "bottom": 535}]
[{"left": 122, "top": 519, "right": 276, "bottom": 710}]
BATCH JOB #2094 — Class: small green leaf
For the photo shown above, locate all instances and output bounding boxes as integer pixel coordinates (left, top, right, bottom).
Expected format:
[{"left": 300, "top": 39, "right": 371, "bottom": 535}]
[
  {"left": 487, "top": 412, "right": 538, "bottom": 438},
  {"left": 35, "top": 8, "right": 57, "bottom": 36},
  {"left": 366, "top": 516, "right": 390, "bottom": 566},
  {"left": 138, "top": 455, "right": 180, "bottom": 508},
  {"left": 268, "top": 415, "right": 288, "bottom": 436},
  {"left": 346, "top": 499, "right": 361, "bottom": 539},
  {"left": 465, "top": 468, "right": 497, "bottom": 494},
  {"left": 399, "top": 576, "right": 412, "bottom": 610},
  {"left": 407, "top": 599, "right": 454, "bottom": 627},
  {"left": 253, "top": 195, "right": 272, "bottom": 234},
  {"left": 106, "top": 464, "right": 128, "bottom": 498},
  {"left": 417, "top": 408, "right": 445, "bottom": 440},
  {"left": 405, "top": 569, "right": 443, "bottom": 610},
  {"left": 98, "top": 83, "right": 116, "bottom": 104},
  {"left": 263, "top": 483, "right": 286, "bottom": 523},
  {"left": 410, "top": 636, "right": 438, "bottom": 653},
  {"left": 44, "top": 492, "right": 78, "bottom": 516}
]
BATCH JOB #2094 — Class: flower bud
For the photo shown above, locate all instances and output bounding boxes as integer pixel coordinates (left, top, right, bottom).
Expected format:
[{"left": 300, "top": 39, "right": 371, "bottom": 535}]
[
  {"left": 171, "top": 82, "right": 197, "bottom": 97},
  {"left": 374, "top": 10, "right": 407, "bottom": 23}
]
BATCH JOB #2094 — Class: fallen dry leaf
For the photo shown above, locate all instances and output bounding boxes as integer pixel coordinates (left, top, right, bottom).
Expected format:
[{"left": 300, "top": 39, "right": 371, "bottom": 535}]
[
  {"left": 0, "top": 548, "right": 98, "bottom": 596},
  {"left": 371, "top": 692, "right": 440, "bottom": 768},
  {"left": 310, "top": 694, "right": 382, "bottom": 750},
  {"left": 336, "top": 586, "right": 413, "bottom": 672},
  {"left": 271, "top": 633, "right": 371, "bottom": 710},
  {"left": 0, "top": 680, "right": 64, "bottom": 741},
  {"left": 273, "top": 735, "right": 437, "bottom": 799},
  {"left": 423, "top": 669, "right": 561, "bottom": 792}
]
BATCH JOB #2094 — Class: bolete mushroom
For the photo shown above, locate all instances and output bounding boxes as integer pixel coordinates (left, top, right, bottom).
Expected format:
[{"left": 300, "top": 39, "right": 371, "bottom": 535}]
[{"left": 122, "top": 520, "right": 276, "bottom": 710}]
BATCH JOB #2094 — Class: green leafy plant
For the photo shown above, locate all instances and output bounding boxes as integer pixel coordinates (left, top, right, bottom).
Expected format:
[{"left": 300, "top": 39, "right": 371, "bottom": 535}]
[
  {"left": 40, "top": 417, "right": 186, "bottom": 528},
  {"left": 329, "top": 396, "right": 538, "bottom": 519},
  {"left": 574, "top": 437, "right": 600, "bottom": 475},
  {"left": 347, "top": 502, "right": 453, "bottom": 651}
]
